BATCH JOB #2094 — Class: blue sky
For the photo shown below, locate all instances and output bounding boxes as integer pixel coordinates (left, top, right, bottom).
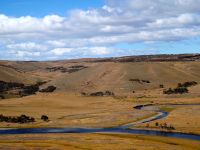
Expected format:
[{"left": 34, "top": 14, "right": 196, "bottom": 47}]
[
  {"left": 0, "top": 0, "right": 200, "bottom": 60},
  {"left": 0, "top": 0, "right": 104, "bottom": 17}
]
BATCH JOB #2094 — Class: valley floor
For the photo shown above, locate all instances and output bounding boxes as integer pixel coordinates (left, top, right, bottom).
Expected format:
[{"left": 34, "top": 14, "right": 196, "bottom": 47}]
[{"left": 0, "top": 93, "right": 199, "bottom": 149}]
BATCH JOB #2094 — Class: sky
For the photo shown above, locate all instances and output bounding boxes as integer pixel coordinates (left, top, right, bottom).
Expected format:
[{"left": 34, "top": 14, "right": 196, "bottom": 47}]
[{"left": 0, "top": 0, "right": 200, "bottom": 60}]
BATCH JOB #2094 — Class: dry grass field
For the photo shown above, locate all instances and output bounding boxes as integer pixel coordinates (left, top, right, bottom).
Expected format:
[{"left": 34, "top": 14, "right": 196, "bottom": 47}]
[
  {"left": 136, "top": 105, "right": 200, "bottom": 135},
  {"left": 0, "top": 93, "right": 151, "bottom": 128},
  {"left": 0, "top": 133, "right": 199, "bottom": 150}
]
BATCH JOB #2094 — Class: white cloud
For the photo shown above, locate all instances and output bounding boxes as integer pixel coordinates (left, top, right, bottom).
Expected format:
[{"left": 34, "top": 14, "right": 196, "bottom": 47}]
[
  {"left": 87, "top": 47, "right": 111, "bottom": 55},
  {"left": 50, "top": 48, "right": 73, "bottom": 56},
  {"left": 7, "top": 42, "right": 48, "bottom": 51},
  {"left": 47, "top": 40, "right": 66, "bottom": 47},
  {"left": 1, "top": 0, "right": 200, "bottom": 60},
  {"left": 9, "top": 50, "right": 41, "bottom": 58},
  {"left": 50, "top": 46, "right": 111, "bottom": 56}
]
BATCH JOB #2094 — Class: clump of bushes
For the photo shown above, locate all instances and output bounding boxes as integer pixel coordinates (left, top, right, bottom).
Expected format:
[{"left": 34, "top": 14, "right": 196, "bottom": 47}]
[
  {"left": 0, "top": 80, "right": 50, "bottom": 99},
  {"left": 0, "top": 114, "right": 35, "bottom": 124},
  {"left": 0, "top": 81, "right": 24, "bottom": 92},
  {"left": 19, "top": 85, "right": 39, "bottom": 97},
  {"left": 177, "top": 81, "right": 197, "bottom": 88},
  {"left": 155, "top": 122, "right": 175, "bottom": 130},
  {"left": 163, "top": 87, "right": 188, "bottom": 94},
  {"left": 39, "top": 86, "right": 56, "bottom": 93},
  {"left": 46, "top": 65, "right": 88, "bottom": 73},
  {"left": 41, "top": 115, "right": 49, "bottom": 122},
  {"left": 81, "top": 91, "right": 114, "bottom": 97},
  {"left": 129, "top": 79, "right": 151, "bottom": 84},
  {"left": 163, "top": 81, "right": 197, "bottom": 95},
  {"left": 89, "top": 91, "right": 114, "bottom": 97}
]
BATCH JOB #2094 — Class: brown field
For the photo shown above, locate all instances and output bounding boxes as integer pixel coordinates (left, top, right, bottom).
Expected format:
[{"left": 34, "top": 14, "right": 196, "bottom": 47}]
[
  {"left": 0, "top": 133, "right": 199, "bottom": 150},
  {"left": 0, "top": 93, "right": 151, "bottom": 128},
  {"left": 136, "top": 105, "right": 200, "bottom": 135}
]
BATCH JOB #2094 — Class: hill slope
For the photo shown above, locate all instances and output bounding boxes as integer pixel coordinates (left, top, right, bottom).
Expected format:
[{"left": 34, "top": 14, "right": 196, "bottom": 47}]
[
  {"left": 44, "top": 62, "right": 200, "bottom": 96},
  {"left": 0, "top": 54, "right": 200, "bottom": 96}
]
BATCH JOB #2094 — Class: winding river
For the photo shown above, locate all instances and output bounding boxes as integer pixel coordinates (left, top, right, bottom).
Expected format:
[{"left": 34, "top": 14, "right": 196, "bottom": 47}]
[{"left": 0, "top": 103, "right": 200, "bottom": 141}]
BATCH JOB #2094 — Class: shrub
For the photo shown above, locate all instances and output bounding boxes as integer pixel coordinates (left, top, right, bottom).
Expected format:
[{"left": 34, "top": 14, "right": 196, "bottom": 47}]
[
  {"left": 160, "top": 84, "right": 164, "bottom": 88},
  {"left": 41, "top": 115, "right": 49, "bottom": 122},
  {"left": 39, "top": 86, "right": 56, "bottom": 93},
  {"left": 0, "top": 114, "right": 35, "bottom": 124},
  {"left": 81, "top": 92, "right": 87, "bottom": 96},
  {"left": 142, "top": 80, "right": 150, "bottom": 83},
  {"left": 174, "top": 87, "right": 188, "bottom": 94},
  {"left": 90, "top": 91, "right": 114, "bottom": 97},
  {"left": 163, "top": 87, "right": 188, "bottom": 95},
  {"left": 155, "top": 122, "right": 159, "bottom": 127},
  {"left": 20, "top": 85, "right": 39, "bottom": 96},
  {"left": 0, "top": 95, "right": 5, "bottom": 99},
  {"left": 177, "top": 81, "right": 197, "bottom": 88}
]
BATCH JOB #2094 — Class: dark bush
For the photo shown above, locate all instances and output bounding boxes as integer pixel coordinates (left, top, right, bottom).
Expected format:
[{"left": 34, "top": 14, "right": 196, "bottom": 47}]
[
  {"left": 160, "top": 84, "right": 164, "bottom": 88},
  {"left": 155, "top": 122, "right": 159, "bottom": 127},
  {"left": 81, "top": 92, "right": 87, "bottom": 96},
  {"left": 129, "top": 79, "right": 151, "bottom": 84},
  {"left": 142, "top": 80, "right": 150, "bottom": 83},
  {"left": 174, "top": 87, "right": 188, "bottom": 94},
  {"left": 104, "top": 91, "right": 114, "bottom": 96},
  {"left": 0, "top": 95, "right": 5, "bottom": 99},
  {"left": 177, "top": 81, "right": 197, "bottom": 88},
  {"left": 129, "top": 79, "right": 140, "bottom": 82},
  {"left": 39, "top": 86, "right": 56, "bottom": 93},
  {"left": 90, "top": 92, "right": 104, "bottom": 96},
  {"left": 0, "top": 81, "right": 24, "bottom": 92},
  {"left": 19, "top": 85, "right": 39, "bottom": 96},
  {"left": 163, "top": 86, "right": 188, "bottom": 95},
  {"left": 0, "top": 114, "right": 35, "bottom": 124},
  {"left": 90, "top": 91, "right": 114, "bottom": 97},
  {"left": 163, "top": 88, "right": 174, "bottom": 94},
  {"left": 41, "top": 115, "right": 49, "bottom": 122}
]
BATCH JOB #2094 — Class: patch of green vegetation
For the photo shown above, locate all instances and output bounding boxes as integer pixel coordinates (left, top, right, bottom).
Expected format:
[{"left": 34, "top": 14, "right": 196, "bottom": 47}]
[
  {"left": 135, "top": 113, "right": 157, "bottom": 122},
  {"left": 122, "top": 97, "right": 156, "bottom": 104},
  {"left": 160, "top": 107, "right": 175, "bottom": 112},
  {"left": 118, "top": 112, "right": 157, "bottom": 127}
]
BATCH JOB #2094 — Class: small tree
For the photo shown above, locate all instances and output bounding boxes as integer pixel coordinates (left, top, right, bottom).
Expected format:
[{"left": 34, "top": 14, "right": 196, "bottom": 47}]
[
  {"left": 155, "top": 122, "right": 159, "bottom": 127},
  {"left": 41, "top": 115, "right": 49, "bottom": 122},
  {"left": 160, "top": 84, "right": 164, "bottom": 88}
]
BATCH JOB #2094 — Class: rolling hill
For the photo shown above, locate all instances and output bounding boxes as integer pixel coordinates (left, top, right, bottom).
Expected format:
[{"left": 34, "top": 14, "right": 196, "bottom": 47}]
[{"left": 0, "top": 54, "right": 200, "bottom": 97}]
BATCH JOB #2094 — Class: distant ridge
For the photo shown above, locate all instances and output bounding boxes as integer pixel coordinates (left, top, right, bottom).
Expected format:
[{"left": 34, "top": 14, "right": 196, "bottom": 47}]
[
  {"left": 82, "top": 54, "right": 200, "bottom": 63},
  {"left": 1, "top": 54, "right": 200, "bottom": 62}
]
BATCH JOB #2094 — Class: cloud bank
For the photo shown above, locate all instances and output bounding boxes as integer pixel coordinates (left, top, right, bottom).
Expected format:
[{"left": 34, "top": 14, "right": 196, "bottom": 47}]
[{"left": 1, "top": 0, "right": 200, "bottom": 60}]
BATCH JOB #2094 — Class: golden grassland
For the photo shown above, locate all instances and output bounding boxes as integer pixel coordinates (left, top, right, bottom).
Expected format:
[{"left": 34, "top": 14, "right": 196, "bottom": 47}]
[
  {"left": 0, "top": 93, "right": 199, "bottom": 133},
  {"left": 0, "top": 133, "right": 199, "bottom": 150},
  {"left": 136, "top": 105, "right": 200, "bottom": 135},
  {"left": 0, "top": 92, "right": 199, "bottom": 149},
  {"left": 0, "top": 92, "right": 151, "bottom": 128}
]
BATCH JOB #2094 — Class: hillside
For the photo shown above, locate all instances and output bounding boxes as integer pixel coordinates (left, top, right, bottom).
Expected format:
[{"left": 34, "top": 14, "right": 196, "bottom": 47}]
[
  {"left": 44, "top": 61, "right": 200, "bottom": 96},
  {"left": 0, "top": 54, "right": 200, "bottom": 98},
  {"left": 0, "top": 64, "right": 37, "bottom": 84}
]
